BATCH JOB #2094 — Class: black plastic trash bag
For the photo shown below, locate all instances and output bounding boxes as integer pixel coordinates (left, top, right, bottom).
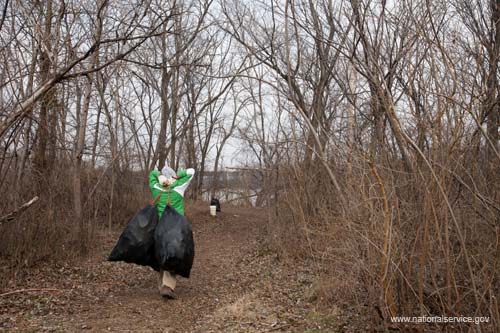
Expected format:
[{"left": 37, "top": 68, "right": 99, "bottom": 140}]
[
  {"left": 108, "top": 205, "right": 159, "bottom": 271},
  {"left": 210, "top": 197, "right": 221, "bottom": 212},
  {"left": 154, "top": 205, "right": 195, "bottom": 278}
]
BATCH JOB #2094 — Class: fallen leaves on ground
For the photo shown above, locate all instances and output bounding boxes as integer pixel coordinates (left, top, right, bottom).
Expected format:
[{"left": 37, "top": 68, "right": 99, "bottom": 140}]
[{"left": 0, "top": 203, "right": 353, "bottom": 332}]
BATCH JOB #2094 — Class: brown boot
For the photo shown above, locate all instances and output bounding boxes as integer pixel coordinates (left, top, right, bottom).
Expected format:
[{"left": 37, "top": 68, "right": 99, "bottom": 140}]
[{"left": 159, "top": 285, "right": 177, "bottom": 299}]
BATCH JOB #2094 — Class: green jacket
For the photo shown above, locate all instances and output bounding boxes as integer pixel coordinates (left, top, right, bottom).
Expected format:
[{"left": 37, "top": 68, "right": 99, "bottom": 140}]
[{"left": 149, "top": 168, "right": 195, "bottom": 217}]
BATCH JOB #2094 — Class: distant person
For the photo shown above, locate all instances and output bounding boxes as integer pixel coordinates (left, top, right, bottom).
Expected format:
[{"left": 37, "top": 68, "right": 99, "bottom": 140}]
[
  {"left": 149, "top": 165, "right": 195, "bottom": 298},
  {"left": 210, "top": 197, "right": 221, "bottom": 212}
]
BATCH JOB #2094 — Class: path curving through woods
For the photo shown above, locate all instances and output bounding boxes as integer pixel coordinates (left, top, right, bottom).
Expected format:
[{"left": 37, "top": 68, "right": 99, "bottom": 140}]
[{"left": 0, "top": 203, "right": 344, "bottom": 332}]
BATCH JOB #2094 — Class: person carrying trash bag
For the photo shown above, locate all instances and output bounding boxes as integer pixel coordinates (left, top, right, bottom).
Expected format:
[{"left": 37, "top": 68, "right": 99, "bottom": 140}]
[
  {"left": 149, "top": 165, "right": 195, "bottom": 299},
  {"left": 107, "top": 204, "right": 159, "bottom": 271}
]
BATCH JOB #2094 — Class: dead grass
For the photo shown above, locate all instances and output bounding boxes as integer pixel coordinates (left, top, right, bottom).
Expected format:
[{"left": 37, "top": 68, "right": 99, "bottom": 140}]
[
  {"left": 267, "top": 160, "right": 500, "bottom": 332},
  {"left": 0, "top": 164, "right": 149, "bottom": 288},
  {"left": 214, "top": 293, "right": 260, "bottom": 322}
]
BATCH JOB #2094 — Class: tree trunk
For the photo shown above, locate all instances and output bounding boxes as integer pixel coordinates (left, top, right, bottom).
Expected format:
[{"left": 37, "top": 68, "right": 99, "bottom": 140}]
[
  {"left": 91, "top": 100, "right": 103, "bottom": 168},
  {"left": 73, "top": 76, "right": 92, "bottom": 250},
  {"left": 486, "top": 0, "right": 500, "bottom": 164},
  {"left": 152, "top": 24, "right": 171, "bottom": 171},
  {"left": 33, "top": 0, "right": 53, "bottom": 176},
  {"left": 170, "top": 7, "right": 182, "bottom": 170}
]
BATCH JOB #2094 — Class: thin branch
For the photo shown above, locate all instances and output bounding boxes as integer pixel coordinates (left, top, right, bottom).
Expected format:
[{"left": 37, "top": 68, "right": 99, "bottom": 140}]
[
  {"left": 0, "top": 288, "right": 61, "bottom": 297},
  {"left": 0, "top": 196, "right": 39, "bottom": 225}
]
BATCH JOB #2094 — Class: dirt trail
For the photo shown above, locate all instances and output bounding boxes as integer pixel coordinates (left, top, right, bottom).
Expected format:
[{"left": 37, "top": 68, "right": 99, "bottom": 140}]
[{"left": 0, "top": 203, "right": 345, "bottom": 332}]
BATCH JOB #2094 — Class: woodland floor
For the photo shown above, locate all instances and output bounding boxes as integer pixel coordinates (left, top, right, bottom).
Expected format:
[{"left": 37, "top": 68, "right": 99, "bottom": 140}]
[{"left": 0, "top": 202, "right": 359, "bottom": 333}]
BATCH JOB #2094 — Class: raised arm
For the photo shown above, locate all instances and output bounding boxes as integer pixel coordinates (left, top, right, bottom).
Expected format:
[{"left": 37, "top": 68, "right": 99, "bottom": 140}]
[
  {"left": 149, "top": 170, "right": 161, "bottom": 190},
  {"left": 171, "top": 168, "right": 195, "bottom": 197}
]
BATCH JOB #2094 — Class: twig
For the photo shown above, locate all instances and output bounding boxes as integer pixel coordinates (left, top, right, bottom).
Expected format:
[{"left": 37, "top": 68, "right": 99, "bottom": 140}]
[
  {"left": 225, "top": 166, "right": 272, "bottom": 171},
  {"left": 263, "top": 324, "right": 291, "bottom": 332},
  {"left": 225, "top": 193, "right": 259, "bottom": 204},
  {"left": 0, "top": 196, "right": 39, "bottom": 225},
  {"left": 0, "top": 288, "right": 61, "bottom": 297}
]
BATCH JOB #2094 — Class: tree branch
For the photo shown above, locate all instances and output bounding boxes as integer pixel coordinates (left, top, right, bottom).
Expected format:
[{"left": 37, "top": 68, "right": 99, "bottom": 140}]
[{"left": 0, "top": 196, "right": 39, "bottom": 225}]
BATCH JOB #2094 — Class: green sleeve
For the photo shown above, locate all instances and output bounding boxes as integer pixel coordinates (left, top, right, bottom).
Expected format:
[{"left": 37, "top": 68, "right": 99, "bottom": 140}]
[
  {"left": 177, "top": 169, "right": 188, "bottom": 178},
  {"left": 171, "top": 169, "right": 191, "bottom": 187},
  {"left": 149, "top": 170, "right": 161, "bottom": 190}
]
